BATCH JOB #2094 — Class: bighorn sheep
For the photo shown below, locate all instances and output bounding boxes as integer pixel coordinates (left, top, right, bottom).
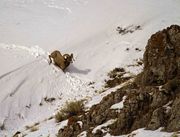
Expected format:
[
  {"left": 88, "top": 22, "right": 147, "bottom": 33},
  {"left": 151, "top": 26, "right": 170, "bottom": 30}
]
[{"left": 49, "top": 50, "right": 74, "bottom": 71}]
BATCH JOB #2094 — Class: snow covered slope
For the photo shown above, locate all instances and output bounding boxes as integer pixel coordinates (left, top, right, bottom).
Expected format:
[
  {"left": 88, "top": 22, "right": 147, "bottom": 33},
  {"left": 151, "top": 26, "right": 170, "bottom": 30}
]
[{"left": 0, "top": 0, "right": 180, "bottom": 136}]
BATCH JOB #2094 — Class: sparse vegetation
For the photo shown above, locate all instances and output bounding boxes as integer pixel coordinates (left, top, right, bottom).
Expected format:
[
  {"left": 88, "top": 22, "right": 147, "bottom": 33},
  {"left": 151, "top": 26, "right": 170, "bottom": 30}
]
[
  {"left": 25, "top": 125, "right": 31, "bottom": 130},
  {"left": 25, "top": 123, "right": 39, "bottom": 132},
  {"left": 34, "top": 122, "right": 40, "bottom": 126},
  {"left": 55, "top": 111, "right": 68, "bottom": 123},
  {"left": 0, "top": 122, "right": 5, "bottom": 130},
  {"left": 135, "top": 48, "right": 141, "bottom": 51},
  {"left": 108, "top": 67, "right": 125, "bottom": 78},
  {"left": 105, "top": 67, "right": 133, "bottom": 88},
  {"left": 25, "top": 122, "right": 40, "bottom": 130},
  {"left": 0, "top": 120, "right": 6, "bottom": 130},
  {"left": 55, "top": 100, "right": 84, "bottom": 123},
  {"left": 127, "top": 58, "right": 143, "bottom": 67},
  {"left": 171, "top": 133, "right": 179, "bottom": 137},
  {"left": 30, "top": 126, "right": 39, "bottom": 132},
  {"left": 44, "top": 97, "right": 56, "bottom": 103},
  {"left": 116, "top": 25, "right": 141, "bottom": 35},
  {"left": 48, "top": 116, "right": 54, "bottom": 120},
  {"left": 88, "top": 81, "right": 95, "bottom": 85}
]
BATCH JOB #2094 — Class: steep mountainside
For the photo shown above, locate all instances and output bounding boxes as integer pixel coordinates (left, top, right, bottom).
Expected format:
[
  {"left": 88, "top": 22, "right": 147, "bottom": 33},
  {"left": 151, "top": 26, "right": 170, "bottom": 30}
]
[{"left": 57, "top": 25, "right": 180, "bottom": 137}]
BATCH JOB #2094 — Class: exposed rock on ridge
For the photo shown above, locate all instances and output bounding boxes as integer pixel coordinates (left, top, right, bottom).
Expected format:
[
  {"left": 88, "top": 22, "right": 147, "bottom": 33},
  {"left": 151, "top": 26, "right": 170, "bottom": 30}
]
[{"left": 57, "top": 25, "right": 180, "bottom": 137}]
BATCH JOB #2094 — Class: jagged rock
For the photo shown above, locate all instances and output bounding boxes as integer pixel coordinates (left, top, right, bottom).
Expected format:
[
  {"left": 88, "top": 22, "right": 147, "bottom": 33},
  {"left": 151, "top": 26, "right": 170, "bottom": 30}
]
[
  {"left": 93, "top": 129, "right": 103, "bottom": 137},
  {"left": 166, "top": 94, "right": 180, "bottom": 131},
  {"left": 57, "top": 25, "right": 180, "bottom": 137},
  {"left": 94, "top": 114, "right": 106, "bottom": 125},
  {"left": 109, "top": 90, "right": 152, "bottom": 135},
  {"left": 87, "top": 90, "right": 126, "bottom": 125},
  {"left": 146, "top": 107, "right": 166, "bottom": 130},
  {"left": 142, "top": 25, "right": 180, "bottom": 86},
  {"left": 109, "top": 25, "right": 180, "bottom": 135},
  {"left": 160, "top": 77, "right": 180, "bottom": 95},
  {"left": 58, "top": 118, "right": 82, "bottom": 137},
  {"left": 151, "top": 89, "right": 169, "bottom": 108}
]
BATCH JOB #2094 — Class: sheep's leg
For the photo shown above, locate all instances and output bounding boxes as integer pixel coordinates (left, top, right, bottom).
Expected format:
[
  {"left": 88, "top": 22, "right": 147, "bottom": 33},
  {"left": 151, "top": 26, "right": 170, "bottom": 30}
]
[{"left": 49, "top": 55, "right": 52, "bottom": 65}]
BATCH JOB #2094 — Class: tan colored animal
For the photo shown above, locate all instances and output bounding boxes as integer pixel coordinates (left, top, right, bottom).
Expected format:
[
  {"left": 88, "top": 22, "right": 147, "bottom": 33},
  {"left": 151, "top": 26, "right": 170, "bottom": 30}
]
[{"left": 49, "top": 50, "right": 74, "bottom": 71}]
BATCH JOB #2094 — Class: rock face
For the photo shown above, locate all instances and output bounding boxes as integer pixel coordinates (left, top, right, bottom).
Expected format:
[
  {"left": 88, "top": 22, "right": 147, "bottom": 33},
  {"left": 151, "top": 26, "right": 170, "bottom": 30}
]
[
  {"left": 142, "top": 25, "right": 180, "bottom": 86},
  {"left": 166, "top": 94, "right": 180, "bottom": 131},
  {"left": 57, "top": 25, "right": 180, "bottom": 137}
]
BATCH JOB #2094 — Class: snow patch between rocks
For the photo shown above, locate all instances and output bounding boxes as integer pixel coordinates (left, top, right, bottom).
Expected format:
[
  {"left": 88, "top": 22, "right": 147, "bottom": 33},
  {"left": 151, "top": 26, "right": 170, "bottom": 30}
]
[
  {"left": 77, "top": 131, "right": 87, "bottom": 137},
  {"left": 92, "top": 119, "right": 117, "bottom": 134},
  {"left": 110, "top": 96, "right": 127, "bottom": 110}
]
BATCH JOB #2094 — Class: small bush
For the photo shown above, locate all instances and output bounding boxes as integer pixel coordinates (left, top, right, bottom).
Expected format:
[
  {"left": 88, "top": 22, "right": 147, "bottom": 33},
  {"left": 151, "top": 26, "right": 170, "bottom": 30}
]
[
  {"left": 116, "top": 25, "right": 141, "bottom": 35},
  {"left": 105, "top": 67, "right": 133, "bottom": 88},
  {"left": 107, "top": 67, "right": 125, "bottom": 79},
  {"left": 62, "top": 101, "right": 84, "bottom": 116},
  {"left": 55, "top": 111, "right": 68, "bottom": 123},
  {"left": 55, "top": 100, "right": 84, "bottom": 123}
]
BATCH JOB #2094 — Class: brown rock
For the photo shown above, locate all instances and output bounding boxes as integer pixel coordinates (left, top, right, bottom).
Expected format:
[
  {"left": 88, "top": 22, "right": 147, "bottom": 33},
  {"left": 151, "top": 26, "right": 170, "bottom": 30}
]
[
  {"left": 166, "top": 94, "right": 180, "bottom": 131},
  {"left": 142, "top": 25, "right": 180, "bottom": 86},
  {"left": 57, "top": 25, "right": 180, "bottom": 137},
  {"left": 146, "top": 108, "right": 166, "bottom": 130}
]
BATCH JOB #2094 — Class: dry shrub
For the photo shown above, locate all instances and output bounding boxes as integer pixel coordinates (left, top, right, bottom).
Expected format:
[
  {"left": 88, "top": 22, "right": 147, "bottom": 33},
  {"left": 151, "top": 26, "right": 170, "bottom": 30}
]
[
  {"left": 55, "top": 111, "right": 68, "bottom": 123},
  {"left": 105, "top": 67, "right": 133, "bottom": 88},
  {"left": 55, "top": 100, "right": 84, "bottom": 123},
  {"left": 30, "top": 126, "right": 39, "bottom": 132}
]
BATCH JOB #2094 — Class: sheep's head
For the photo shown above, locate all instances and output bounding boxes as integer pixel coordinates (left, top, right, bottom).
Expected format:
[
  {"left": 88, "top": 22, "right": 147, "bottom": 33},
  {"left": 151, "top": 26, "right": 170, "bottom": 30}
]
[{"left": 63, "top": 53, "right": 74, "bottom": 64}]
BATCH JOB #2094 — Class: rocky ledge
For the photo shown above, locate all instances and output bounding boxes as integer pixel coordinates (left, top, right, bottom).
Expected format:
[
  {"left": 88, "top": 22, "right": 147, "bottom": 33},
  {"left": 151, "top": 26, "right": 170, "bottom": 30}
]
[{"left": 57, "top": 25, "right": 180, "bottom": 137}]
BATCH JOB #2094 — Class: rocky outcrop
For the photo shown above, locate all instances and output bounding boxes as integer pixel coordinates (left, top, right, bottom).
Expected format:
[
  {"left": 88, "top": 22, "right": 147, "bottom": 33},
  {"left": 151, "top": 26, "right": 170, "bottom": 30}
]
[
  {"left": 57, "top": 87, "right": 127, "bottom": 137},
  {"left": 57, "top": 25, "right": 180, "bottom": 137},
  {"left": 142, "top": 25, "right": 180, "bottom": 86},
  {"left": 166, "top": 93, "right": 180, "bottom": 131}
]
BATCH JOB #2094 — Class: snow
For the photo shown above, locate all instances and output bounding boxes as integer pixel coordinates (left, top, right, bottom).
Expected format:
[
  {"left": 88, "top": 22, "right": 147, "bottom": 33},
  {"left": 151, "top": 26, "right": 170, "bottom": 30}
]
[
  {"left": 77, "top": 131, "right": 87, "bottom": 137},
  {"left": 85, "top": 85, "right": 121, "bottom": 109},
  {"left": 163, "top": 101, "right": 173, "bottom": 114},
  {"left": 104, "top": 128, "right": 176, "bottom": 137},
  {"left": 77, "top": 121, "right": 83, "bottom": 129},
  {"left": 92, "top": 119, "right": 117, "bottom": 134},
  {"left": 85, "top": 78, "right": 134, "bottom": 109},
  {"left": 0, "top": 0, "right": 180, "bottom": 136},
  {"left": 19, "top": 119, "right": 68, "bottom": 137},
  {"left": 110, "top": 96, "right": 127, "bottom": 110},
  {"left": 0, "top": 45, "right": 94, "bottom": 136}
]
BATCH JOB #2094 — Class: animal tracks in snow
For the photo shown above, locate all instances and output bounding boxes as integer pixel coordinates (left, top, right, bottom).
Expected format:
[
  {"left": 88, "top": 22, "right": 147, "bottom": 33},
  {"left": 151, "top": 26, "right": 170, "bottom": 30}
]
[{"left": 0, "top": 43, "right": 49, "bottom": 61}]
